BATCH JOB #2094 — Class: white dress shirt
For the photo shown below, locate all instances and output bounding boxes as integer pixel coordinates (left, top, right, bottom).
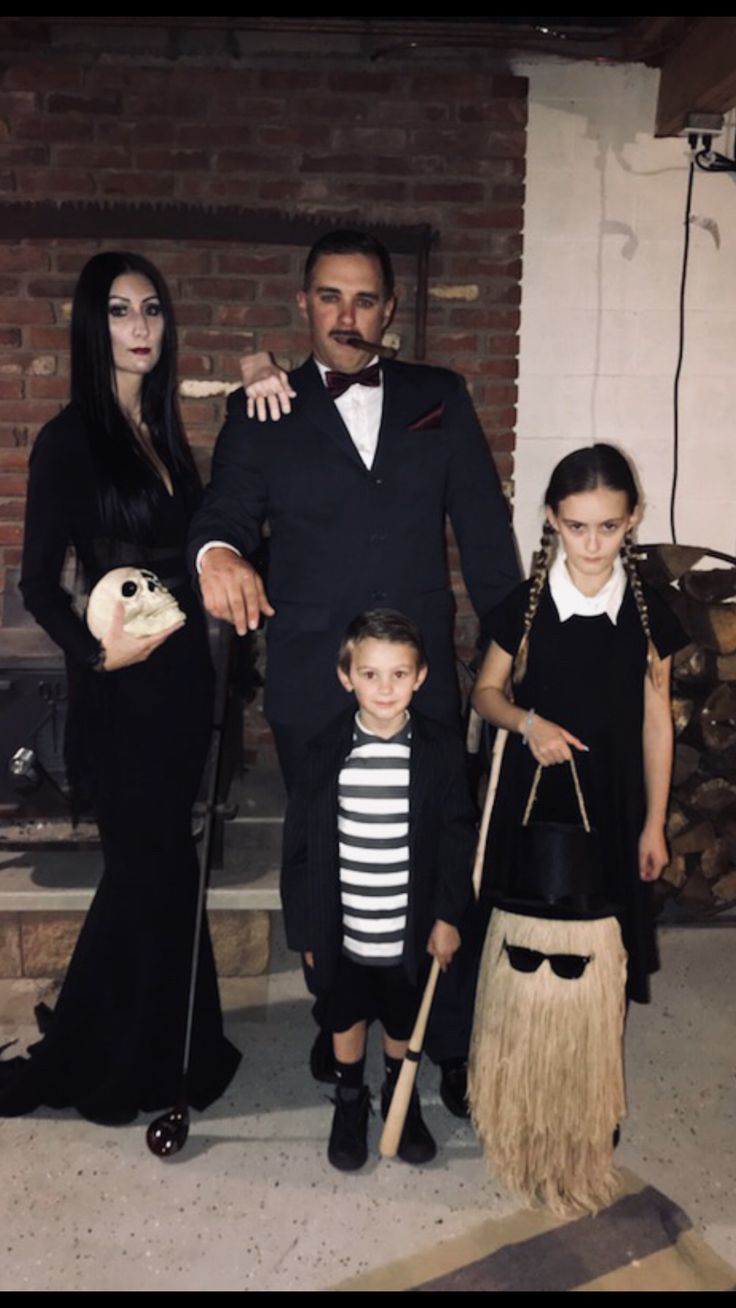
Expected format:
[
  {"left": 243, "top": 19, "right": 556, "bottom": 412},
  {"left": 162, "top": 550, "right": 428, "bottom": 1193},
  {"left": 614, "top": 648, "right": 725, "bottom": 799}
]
[{"left": 548, "top": 551, "right": 627, "bottom": 624}]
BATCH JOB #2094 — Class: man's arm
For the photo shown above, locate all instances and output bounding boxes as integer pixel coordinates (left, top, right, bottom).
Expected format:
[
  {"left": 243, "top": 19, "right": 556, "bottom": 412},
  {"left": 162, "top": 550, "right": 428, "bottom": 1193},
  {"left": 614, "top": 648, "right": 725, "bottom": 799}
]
[
  {"left": 445, "top": 376, "right": 522, "bottom": 645},
  {"left": 188, "top": 392, "right": 275, "bottom": 634}
]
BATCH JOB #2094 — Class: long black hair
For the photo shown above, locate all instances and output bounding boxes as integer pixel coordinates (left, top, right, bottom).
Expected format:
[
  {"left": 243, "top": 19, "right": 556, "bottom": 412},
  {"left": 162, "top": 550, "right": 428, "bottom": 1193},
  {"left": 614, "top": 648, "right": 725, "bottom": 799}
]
[{"left": 70, "top": 251, "right": 200, "bottom": 540}]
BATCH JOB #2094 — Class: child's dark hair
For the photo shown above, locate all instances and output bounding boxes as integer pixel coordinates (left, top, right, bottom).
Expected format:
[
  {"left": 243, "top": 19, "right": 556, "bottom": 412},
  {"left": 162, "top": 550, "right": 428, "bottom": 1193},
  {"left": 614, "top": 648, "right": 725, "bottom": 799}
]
[
  {"left": 513, "top": 443, "right": 662, "bottom": 688},
  {"left": 337, "top": 609, "right": 427, "bottom": 674}
]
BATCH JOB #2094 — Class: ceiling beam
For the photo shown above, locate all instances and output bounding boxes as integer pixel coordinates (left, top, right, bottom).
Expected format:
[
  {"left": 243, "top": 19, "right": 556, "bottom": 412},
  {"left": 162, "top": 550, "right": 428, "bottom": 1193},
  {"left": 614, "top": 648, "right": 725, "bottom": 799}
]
[{"left": 653, "top": 16, "right": 736, "bottom": 136}]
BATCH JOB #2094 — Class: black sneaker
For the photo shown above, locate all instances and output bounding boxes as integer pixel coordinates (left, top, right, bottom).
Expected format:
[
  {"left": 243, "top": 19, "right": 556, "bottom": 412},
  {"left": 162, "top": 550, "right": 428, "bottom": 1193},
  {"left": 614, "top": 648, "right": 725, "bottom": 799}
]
[
  {"left": 327, "top": 1085, "right": 371, "bottom": 1172},
  {"left": 439, "top": 1061, "right": 469, "bottom": 1119},
  {"left": 381, "top": 1081, "right": 437, "bottom": 1165},
  {"left": 310, "top": 1029, "right": 338, "bottom": 1085}
]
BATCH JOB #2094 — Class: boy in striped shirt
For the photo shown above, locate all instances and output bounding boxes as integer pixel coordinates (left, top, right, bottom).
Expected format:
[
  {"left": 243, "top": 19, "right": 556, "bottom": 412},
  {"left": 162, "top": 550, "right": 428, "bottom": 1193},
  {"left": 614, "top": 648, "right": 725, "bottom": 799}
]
[{"left": 282, "top": 611, "right": 476, "bottom": 1171}]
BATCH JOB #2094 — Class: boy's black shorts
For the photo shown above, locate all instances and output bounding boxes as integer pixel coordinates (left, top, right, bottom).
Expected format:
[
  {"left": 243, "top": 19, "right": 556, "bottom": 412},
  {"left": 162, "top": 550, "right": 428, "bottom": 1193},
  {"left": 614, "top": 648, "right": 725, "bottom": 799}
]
[{"left": 312, "top": 954, "right": 426, "bottom": 1042}]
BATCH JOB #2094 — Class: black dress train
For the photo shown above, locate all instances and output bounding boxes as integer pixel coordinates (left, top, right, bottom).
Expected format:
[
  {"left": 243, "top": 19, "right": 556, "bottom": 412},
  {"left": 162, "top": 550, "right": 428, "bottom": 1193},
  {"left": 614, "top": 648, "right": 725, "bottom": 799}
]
[{"left": 6, "top": 405, "right": 241, "bottom": 1121}]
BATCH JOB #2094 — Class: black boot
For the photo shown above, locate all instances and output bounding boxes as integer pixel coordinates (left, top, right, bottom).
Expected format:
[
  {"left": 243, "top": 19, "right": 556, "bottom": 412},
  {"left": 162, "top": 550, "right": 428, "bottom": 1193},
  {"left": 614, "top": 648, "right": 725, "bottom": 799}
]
[
  {"left": 439, "top": 1059, "right": 469, "bottom": 1119},
  {"left": 381, "top": 1080, "right": 436, "bottom": 1165},
  {"left": 327, "top": 1085, "right": 372, "bottom": 1172}
]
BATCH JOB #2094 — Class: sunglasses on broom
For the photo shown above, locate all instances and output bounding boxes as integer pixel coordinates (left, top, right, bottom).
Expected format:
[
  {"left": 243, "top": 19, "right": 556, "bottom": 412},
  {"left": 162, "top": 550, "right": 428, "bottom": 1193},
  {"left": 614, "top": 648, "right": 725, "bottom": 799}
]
[{"left": 503, "top": 938, "right": 593, "bottom": 981}]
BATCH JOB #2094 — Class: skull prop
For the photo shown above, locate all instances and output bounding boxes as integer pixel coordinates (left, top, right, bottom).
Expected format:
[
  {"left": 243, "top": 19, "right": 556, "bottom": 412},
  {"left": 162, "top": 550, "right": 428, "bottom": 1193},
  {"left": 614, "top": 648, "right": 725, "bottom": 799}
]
[{"left": 86, "top": 567, "right": 186, "bottom": 639}]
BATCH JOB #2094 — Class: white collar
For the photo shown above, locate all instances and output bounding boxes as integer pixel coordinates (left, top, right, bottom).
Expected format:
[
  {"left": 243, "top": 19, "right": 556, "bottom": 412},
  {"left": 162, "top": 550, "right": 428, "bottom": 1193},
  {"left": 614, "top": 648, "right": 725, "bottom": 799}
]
[
  {"left": 548, "top": 551, "right": 627, "bottom": 624},
  {"left": 315, "top": 356, "right": 380, "bottom": 384}
]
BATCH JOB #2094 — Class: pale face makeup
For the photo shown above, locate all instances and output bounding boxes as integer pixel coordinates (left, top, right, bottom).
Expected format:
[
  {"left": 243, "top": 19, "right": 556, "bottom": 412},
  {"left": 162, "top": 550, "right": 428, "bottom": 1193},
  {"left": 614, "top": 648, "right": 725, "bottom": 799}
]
[
  {"left": 547, "top": 487, "right": 636, "bottom": 596},
  {"left": 108, "top": 271, "right": 164, "bottom": 387},
  {"left": 296, "top": 253, "right": 395, "bottom": 374},
  {"left": 337, "top": 637, "right": 427, "bottom": 738}
]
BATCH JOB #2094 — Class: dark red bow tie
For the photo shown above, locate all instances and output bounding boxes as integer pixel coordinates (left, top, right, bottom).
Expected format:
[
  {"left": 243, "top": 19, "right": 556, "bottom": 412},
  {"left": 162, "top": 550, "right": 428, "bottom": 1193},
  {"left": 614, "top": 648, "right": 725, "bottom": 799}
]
[{"left": 325, "top": 363, "right": 381, "bottom": 399}]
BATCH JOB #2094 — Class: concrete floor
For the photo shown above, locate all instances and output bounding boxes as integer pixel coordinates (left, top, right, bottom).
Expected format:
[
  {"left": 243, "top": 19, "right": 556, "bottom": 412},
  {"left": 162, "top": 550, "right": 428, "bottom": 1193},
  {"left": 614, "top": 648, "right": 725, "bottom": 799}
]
[{"left": 1, "top": 922, "right": 734, "bottom": 1292}]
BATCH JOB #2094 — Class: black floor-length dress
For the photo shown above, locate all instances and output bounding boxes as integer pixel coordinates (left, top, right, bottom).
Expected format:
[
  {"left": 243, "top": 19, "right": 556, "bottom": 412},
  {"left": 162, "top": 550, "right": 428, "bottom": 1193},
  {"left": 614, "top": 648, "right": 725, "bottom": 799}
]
[
  {"left": 9, "top": 404, "right": 240, "bottom": 1120},
  {"left": 481, "top": 579, "right": 687, "bottom": 1003}
]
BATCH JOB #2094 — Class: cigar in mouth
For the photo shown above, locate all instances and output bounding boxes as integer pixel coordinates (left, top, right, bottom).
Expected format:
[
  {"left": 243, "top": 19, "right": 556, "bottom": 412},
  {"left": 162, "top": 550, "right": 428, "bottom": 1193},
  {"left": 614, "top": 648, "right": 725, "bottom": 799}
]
[{"left": 330, "top": 332, "right": 398, "bottom": 359}]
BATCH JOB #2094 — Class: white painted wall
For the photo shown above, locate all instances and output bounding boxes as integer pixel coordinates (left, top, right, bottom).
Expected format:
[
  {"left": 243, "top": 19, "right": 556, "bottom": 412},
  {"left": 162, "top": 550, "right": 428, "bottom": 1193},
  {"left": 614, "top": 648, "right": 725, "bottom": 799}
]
[{"left": 512, "top": 57, "right": 736, "bottom": 574}]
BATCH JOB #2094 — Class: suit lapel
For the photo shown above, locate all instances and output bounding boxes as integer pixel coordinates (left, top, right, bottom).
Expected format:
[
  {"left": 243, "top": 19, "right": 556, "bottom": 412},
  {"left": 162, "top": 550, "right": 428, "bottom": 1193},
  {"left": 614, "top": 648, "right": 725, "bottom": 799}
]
[
  {"left": 293, "top": 357, "right": 366, "bottom": 473},
  {"left": 372, "top": 360, "right": 422, "bottom": 475}
]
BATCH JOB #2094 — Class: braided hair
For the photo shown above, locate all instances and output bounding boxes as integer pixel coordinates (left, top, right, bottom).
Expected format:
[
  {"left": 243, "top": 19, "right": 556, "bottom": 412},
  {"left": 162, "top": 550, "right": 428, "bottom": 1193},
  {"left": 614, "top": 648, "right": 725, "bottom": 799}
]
[{"left": 513, "top": 444, "right": 662, "bottom": 687}]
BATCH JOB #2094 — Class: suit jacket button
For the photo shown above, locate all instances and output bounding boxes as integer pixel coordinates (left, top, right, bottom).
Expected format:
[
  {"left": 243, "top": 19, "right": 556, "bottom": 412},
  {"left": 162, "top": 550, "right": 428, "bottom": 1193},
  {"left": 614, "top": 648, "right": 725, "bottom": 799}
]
[
  {"left": 373, "top": 477, "right": 383, "bottom": 486},
  {"left": 371, "top": 590, "right": 387, "bottom": 601}
]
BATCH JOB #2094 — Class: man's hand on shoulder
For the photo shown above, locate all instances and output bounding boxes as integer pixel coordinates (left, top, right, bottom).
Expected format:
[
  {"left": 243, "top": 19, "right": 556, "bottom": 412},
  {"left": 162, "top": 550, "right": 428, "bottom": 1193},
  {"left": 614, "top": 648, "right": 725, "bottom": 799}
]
[
  {"left": 199, "top": 547, "right": 275, "bottom": 636},
  {"left": 240, "top": 350, "right": 296, "bottom": 422}
]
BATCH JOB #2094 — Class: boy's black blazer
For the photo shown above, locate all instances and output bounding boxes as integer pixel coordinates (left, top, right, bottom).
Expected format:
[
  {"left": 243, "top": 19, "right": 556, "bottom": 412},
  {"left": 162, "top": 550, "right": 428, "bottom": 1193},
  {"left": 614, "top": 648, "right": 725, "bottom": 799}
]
[
  {"left": 280, "top": 708, "right": 477, "bottom": 991},
  {"left": 189, "top": 357, "right": 520, "bottom": 730}
]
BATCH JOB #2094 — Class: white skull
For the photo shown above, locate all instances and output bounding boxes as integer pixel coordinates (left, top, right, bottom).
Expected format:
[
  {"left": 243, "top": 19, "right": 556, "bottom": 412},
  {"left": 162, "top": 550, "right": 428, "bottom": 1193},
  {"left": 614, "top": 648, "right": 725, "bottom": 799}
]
[{"left": 86, "top": 567, "right": 186, "bottom": 639}]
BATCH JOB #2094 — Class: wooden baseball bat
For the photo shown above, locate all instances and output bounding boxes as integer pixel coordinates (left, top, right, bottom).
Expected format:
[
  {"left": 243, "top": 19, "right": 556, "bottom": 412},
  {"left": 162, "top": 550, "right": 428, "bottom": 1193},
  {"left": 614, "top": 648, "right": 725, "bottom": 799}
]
[
  {"left": 379, "top": 956, "right": 441, "bottom": 1158},
  {"left": 379, "top": 728, "right": 508, "bottom": 1157}
]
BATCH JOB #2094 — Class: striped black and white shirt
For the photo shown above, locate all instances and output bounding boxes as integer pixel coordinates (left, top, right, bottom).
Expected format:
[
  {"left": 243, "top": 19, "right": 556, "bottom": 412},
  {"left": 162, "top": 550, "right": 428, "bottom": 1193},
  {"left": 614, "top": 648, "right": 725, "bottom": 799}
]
[{"left": 338, "top": 713, "right": 411, "bottom": 967}]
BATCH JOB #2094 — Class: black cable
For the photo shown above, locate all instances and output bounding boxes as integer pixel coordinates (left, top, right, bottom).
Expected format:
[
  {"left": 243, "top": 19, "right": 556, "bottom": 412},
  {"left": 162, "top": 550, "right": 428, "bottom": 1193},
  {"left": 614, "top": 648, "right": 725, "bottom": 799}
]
[{"left": 670, "top": 158, "right": 695, "bottom": 544}]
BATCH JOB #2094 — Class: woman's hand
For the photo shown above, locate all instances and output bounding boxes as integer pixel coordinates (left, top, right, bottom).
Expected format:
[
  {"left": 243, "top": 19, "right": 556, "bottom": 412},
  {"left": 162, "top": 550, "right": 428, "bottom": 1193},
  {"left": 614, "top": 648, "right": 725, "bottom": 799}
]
[
  {"left": 100, "top": 601, "right": 184, "bottom": 672},
  {"left": 427, "top": 919, "right": 461, "bottom": 971},
  {"left": 526, "top": 713, "right": 587, "bottom": 767},
  {"left": 240, "top": 351, "right": 296, "bottom": 422},
  {"left": 638, "top": 822, "right": 669, "bottom": 881}
]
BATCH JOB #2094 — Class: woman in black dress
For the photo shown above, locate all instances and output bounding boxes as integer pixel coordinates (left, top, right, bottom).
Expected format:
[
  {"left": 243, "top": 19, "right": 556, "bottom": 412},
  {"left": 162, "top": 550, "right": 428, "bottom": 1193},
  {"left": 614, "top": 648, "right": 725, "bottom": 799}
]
[{"left": 1, "top": 252, "right": 240, "bottom": 1123}]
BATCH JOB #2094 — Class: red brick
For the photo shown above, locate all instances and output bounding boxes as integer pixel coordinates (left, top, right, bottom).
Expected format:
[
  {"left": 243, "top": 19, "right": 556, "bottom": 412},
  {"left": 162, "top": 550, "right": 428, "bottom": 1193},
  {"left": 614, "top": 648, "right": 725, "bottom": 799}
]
[
  {"left": 182, "top": 278, "right": 256, "bottom": 301},
  {"left": 0, "top": 523, "right": 22, "bottom": 543},
  {"left": 54, "top": 144, "right": 131, "bottom": 168},
  {"left": 413, "top": 182, "right": 485, "bottom": 202},
  {"left": 26, "top": 277, "right": 76, "bottom": 298},
  {"left": 0, "top": 302, "right": 53, "bottom": 325},
  {"left": 99, "top": 172, "right": 175, "bottom": 197},
  {"left": 290, "top": 97, "right": 368, "bottom": 120},
  {"left": 216, "top": 252, "right": 293, "bottom": 276},
  {"left": 214, "top": 304, "right": 261, "bottom": 327},
  {"left": 27, "top": 325, "right": 69, "bottom": 349},
  {"left": 179, "top": 399, "right": 219, "bottom": 426},
  {"left": 255, "top": 125, "right": 323, "bottom": 149},
  {"left": 179, "top": 354, "right": 213, "bottom": 376},
  {"left": 0, "top": 498, "right": 25, "bottom": 519},
  {"left": 0, "top": 172, "right": 16, "bottom": 192},
  {"left": 5, "top": 65, "right": 82, "bottom": 93},
  {"left": 0, "top": 277, "right": 21, "bottom": 295},
  {"left": 184, "top": 330, "right": 256, "bottom": 351},
  {"left": 484, "top": 383, "right": 518, "bottom": 405},
  {"left": 16, "top": 167, "right": 95, "bottom": 195},
  {"left": 232, "top": 97, "right": 287, "bottom": 119},
  {"left": 488, "top": 334, "right": 520, "bottom": 357},
  {"left": 151, "top": 250, "right": 212, "bottom": 277},
  {"left": 14, "top": 115, "right": 92, "bottom": 144},
  {"left": 0, "top": 327, "right": 22, "bottom": 346},
  {"left": 451, "top": 207, "right": 524, "bottom": 230},
  {"left": 136, "top": 148, "right": 209, "bottom": 171},
  {"left": 123, "top": 92, "right": 202, "bottom": 117},
  {"left": 257, "top": 280, "right": 299, "bottom": 302},
  {"left": 0, "top": 450, "right": 29, "bottom": 471},
  {"left": 411, "top": 73, "right": 485, "bottom": 98},
  {"left": 331, "top": 127, "right": 408, "bottom": 152},
  {"left": 301, "top": 153, "right": 407, "bottom": 176},
  {"left": 449, "top": 308, "right": 520, "bottom": 331},
  {"left": 0, "top": 91, "right": 38, "bottom": 117},
  {"left": 46, "top": 92, "right": 122, "bottom": 115},
  {"left": 27, "top": 375, "right": 68, "bottom": 399},
  {"left": 120, "top": 120, "right": 177, "bottom": 147},
  {"left": 0, "top": 398, "right": 59, "bottom": 423},
  {"left": 428, "top": 333, "right": 479, "bottom": 354},
  {"left": 2, "top": 545, "right": 22, "bottom": 564},
  {"left": 182, "top": 123, "right": 252, "bottom": 149},
  {"left": 257, "top": 69, "right": 323, "bottom": 91},
  {"left": 0, "top": 379, "right": 23, "bottom": 399},
  {"left": 449, "top": 256, "right": 523, "bottom": 280},
  {"left": 257, "top": 179, "right": 302, "bottom": 202},
  {"left": 0, "top": 473, "right": 26, "bottom": 495},
  {"left": 172, "top": 303, "right": 213, "bottom": 327},
  {"left": 217, "top": 149, "right": 285, "bottom": 173},
  {"left": 3, "top": 145, "right": 48, "bottom": 165},
  {"left": 456, "top": 100, "right": 528, "bottom": 126}
]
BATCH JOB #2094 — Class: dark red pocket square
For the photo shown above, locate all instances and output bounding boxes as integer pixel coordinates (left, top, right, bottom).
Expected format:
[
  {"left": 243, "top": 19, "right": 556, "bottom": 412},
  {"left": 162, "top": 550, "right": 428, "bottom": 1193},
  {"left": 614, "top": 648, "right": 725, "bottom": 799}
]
[{"left": 407, "top": 401, "right": 445, "bottom": 432}]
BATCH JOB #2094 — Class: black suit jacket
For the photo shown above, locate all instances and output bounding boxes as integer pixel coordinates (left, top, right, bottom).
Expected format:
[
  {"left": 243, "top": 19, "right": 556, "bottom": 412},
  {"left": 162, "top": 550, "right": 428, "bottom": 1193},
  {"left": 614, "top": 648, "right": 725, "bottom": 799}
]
[
  {"left": 189, "top": 358, "right": 520, "bottom": 729},
  {"left": 280, "top": 708, "right": 477, "bottom": 991}
]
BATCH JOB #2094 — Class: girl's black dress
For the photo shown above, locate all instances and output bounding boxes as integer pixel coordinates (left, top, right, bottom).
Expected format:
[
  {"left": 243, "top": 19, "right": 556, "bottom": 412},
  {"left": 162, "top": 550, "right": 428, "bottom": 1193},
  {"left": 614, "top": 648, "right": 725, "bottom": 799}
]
[
  {"left": 10, "top": 405, "right": 240, "bottom": 1121},
  {"left": 482, "top": 579, "right": 688, "bottom": 1003}
]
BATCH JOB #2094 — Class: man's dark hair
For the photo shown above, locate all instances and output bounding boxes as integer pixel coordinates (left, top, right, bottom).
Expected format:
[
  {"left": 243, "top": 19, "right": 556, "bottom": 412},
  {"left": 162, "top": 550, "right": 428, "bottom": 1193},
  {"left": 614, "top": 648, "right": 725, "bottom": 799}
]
[
  {"left": 337, "top": 608, "right": 426, "bottom": 674},
  {"left": 303, "top": 229, "right": 395, "bottom": 300}
]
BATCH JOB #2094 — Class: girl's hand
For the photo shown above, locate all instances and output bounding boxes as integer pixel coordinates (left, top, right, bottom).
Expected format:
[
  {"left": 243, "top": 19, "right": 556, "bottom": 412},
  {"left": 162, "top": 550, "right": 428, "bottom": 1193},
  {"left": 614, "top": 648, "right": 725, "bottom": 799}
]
[
  {"left": 427, "top": 919, "right": 460, "bottom": 971},
  {"left": 100, "top": 601, "right": 184, "bottom": 672},
  {"left": 638, "top": 823, "right": 669, "bottom": 881},
  {"left": 526, "top": 714, "right": 587, "bottom": 767}
]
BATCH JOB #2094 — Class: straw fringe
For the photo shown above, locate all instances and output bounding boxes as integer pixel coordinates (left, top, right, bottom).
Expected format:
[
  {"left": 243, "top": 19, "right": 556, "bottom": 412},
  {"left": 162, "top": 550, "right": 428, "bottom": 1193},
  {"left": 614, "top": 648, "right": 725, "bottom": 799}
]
[{"left": 469, "top": 910, "right": 628, "bottom": 1217}]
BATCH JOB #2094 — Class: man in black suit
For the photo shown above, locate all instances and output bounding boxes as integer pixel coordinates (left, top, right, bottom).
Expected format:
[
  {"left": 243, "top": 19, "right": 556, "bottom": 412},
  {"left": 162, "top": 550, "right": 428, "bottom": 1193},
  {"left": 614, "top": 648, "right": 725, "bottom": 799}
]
[{"left": 189, "top": 230, "right": 520, "bottom": 1107}]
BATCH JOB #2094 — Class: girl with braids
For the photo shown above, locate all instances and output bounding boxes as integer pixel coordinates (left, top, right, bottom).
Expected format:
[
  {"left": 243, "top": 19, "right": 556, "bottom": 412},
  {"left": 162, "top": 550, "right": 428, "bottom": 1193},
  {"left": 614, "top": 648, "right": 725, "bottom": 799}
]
[
  {"left": 0, "top": 253, "right": 240, "bottom": 1122},
  {"left": 468, "top": 444, "right": 688, "bottom": 1213},
  {"left": 472, "top": 443, "right": 687, "bottom": 1002}
]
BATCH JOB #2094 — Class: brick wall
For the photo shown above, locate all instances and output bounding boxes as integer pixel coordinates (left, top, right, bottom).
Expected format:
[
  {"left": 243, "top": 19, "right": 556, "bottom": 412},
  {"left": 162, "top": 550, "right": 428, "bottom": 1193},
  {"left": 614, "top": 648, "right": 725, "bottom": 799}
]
[{"left": 0, "top": 35, "right": 526, "bottom": 757}]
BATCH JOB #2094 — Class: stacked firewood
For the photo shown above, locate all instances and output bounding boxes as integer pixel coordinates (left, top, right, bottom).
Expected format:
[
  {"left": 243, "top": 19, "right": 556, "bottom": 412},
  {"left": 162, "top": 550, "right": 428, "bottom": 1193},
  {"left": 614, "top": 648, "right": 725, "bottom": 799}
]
[{"left": 639, "top": 545, "right": 736, "bottom": 917}]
